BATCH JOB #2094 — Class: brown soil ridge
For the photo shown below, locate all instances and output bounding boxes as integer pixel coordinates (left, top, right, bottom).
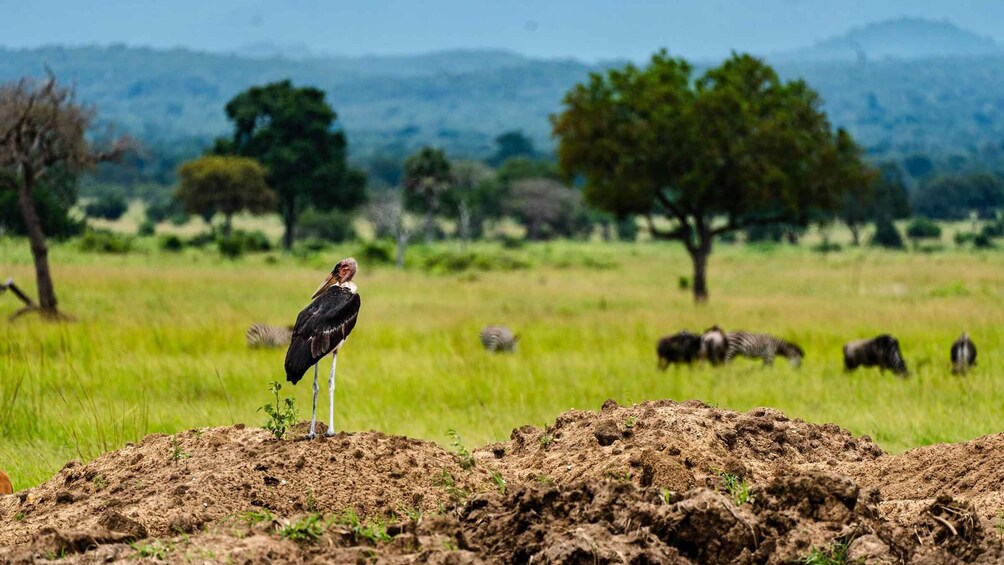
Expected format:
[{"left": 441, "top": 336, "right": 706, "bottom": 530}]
[{"left": 1, "top": 399, "right": 1003, "bottom": 564}]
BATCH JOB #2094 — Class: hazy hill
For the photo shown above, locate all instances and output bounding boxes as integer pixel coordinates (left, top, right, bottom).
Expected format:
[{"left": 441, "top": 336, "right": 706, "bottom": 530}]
[
  {"left": 1, "top": 19, "right": 1002, "bottom": 166},
  {"left": 781, "top": 17, "right": 1002, "bottom": 61}
]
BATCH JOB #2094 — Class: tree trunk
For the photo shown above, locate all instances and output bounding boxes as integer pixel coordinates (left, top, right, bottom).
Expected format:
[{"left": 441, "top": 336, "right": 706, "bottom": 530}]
[
  {"left": 282, "top": 200, "right": 296, "bottom": 250},
  {"left": 458, "top": 198, "right": 470, "bottom": 251},
  {"left": 850, "top": 225, "right": 860, "bottom": 246},
  {"left": 688, "top": 228, "right": 713, "bottom": 303},
  {"left": 223, "top": 213, "right": 233, "bottom": 237},
  {"left": 423, "top": 192, "right": 436, "bottom": 245},
  {"left": 14, "top": 172, "right": 59, "bottom": 317}
]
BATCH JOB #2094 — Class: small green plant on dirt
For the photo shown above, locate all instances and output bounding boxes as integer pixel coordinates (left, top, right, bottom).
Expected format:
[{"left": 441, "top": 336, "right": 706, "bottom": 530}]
[
  {"left": 131, "top": 539, "right": 173, "bottom": 559},
  {"left": 802, "top": 540, "right": 852, "bottom": 564},
  {"left": 279, "top": 514, "right": 325, "bottom": 543},
  {"left": 660, "top": 487, "right": 673, "bottom": 504},
  {"left": 237, "top": 509, "right": 274, "bottom": 525},
  {"left": 535, "top": 475, "right": 554, "bottom": 485},
  {"left": 602, "top": 467, "right": 632, "bottom": 482},
  {"left": 91, "top": 474, "right": 108, "bottom": 491},
  {"left": 41, "top": 548, "right": 68, "bottom": 560},
  {"left": 306, "top": 489, "right": 317, "bottom": 512},
  {"left": 624, "top": 416, "right": 637, "bottom": 429},
  {"left": 433, "top": 470, "right": 469, "bottom": 502},
  {"left": 996, "top": 509, "right": 1004, "bottom": 541},
  {"left": 396, "top": 505, "right": 423, "bottom": 522},
  {"left": 490, "top": 470, "right": 507, "bottom": 495},
  {"left": 539, "top": 431, "right": 554, "bottom": 448},
  {"left": 442, "top": 540, "right": 459, "bottom": 551},
  {"left": 715, "top": 470, "right": 752, "bottom": 505},
  {"left": 258, "top": 381, "right": 299, "bottom": 439},
  {"left": 336, "top": 509, "right": 394, "bottom": 543},
  {"left": 170, "top": 436, "right": 190, "bottom": 461},
  {"left": 446, "top": 428, "right": 475, "bottom": 470},
  {"left": 13, "top": 511, "right": 25, "bottom": 522}
]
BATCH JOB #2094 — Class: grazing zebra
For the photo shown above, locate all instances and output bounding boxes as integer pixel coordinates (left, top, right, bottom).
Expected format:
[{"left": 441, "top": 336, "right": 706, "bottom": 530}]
[
  {"left": 480, "top": 325, "right": 519, "bottom": 352},
  {"left": 700, "top": 325, "right": 728, "bottom": 365},
  {"left": 843, "top": 334, "right": 908, "bottom": 376},
  {"left": 246, "top": 323, "right": 294, "bottom": 348},
  {"left": 725, "top": 331, "right": 804, "bottom": 367},
  {"left": 951, "top": 333, "right": 977, "bottom": 375},
  {"left": 656, "top": 331, "right": 702, "bottom": 369}
]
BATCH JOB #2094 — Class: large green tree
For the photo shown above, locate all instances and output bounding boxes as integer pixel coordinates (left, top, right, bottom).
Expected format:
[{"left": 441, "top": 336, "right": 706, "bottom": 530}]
[
  {"left": 552, "top": 51, "right": 863, "bottom": 301},
  {"left": 0, "top": 74, "right": 128, "bottom": 318},
  {"left": 175, "top": 155, "right": 276, "bottom": 236},
  {"left": 214, "top": 80, "right": 366, "bottom": 249},
  {"left": 403, "top": 146, "right": 452, "bottom": 244}
]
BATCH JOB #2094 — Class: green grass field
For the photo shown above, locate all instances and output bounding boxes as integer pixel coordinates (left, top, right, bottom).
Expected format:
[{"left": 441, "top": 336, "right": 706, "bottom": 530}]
[{"left": 0, "top": 237, "right": 1001, "bottom": 490}]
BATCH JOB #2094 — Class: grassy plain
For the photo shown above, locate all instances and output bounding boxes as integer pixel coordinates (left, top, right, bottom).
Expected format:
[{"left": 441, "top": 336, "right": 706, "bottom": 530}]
[{"left": 0, "top": 236, "right": 1002, "bottom": 490}]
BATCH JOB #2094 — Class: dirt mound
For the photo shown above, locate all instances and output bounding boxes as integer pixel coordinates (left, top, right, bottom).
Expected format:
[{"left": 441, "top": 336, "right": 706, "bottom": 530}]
[
  {"left": 2, "top": 399, "right": 1004, "bottom": 563},
  {"left": 479, "top": 399, "right": 883, "bottom": 492}
]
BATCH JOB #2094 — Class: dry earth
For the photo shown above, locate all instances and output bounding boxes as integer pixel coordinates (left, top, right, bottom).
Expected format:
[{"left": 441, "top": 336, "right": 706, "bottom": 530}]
[{"left": 1, "top": 399, "right": 1003, "bottom": 563}]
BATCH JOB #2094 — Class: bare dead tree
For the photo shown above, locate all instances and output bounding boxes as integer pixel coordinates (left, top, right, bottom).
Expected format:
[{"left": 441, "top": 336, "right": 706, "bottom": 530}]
[
  {"left": 367, "top": 189, "right": 416, "bottom": 269},
  {"left": 0, "top": 72, "right": 131, "bottom": 319}
]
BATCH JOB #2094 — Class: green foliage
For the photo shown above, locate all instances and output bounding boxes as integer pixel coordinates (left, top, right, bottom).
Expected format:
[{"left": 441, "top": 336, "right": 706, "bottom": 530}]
[
  {"left": 802, "top": 540, "right": 852, "bottom": 564},
  {"left": 130, "top": 540, "right": 173, "bottom": 559},
  {"left": 83, "top": 189, "right": 128, "bottom": 221},
  {"left": 906, "top": 217, "right": 942, "bottom": 240},
  {"left": 716, "top": 471, "right": 753, "bottom": 505},
  {"left": 296, "top": 208, "right": 357, "bottom": 243},
  {"left": 0, "top": 167, "right": 85, "bottom": 239},
  {"left": 418, "top": 249, "right": 529, "bottom": 274},
  {"left": 215, "top": 80, "right": 366, "bottom": 249},
  {"left": 258, "top": 381, "right": 299, "bottom": 439},
  {"left": 170, "top": 435, "right": 189, "bottom": 461},
  {"left": 137, "top": 219, "right": 156, "bottom": 236},
  {"left": 335, "top": 509, "right": 394, "bottom": 543},
  {"left": 913, "top": 173, "right": 1004, "bottom": 220},
  {"left": 356, "top": 240, "right": 394, "bottom": 265},
  {"left": 489, "top": 130, "right": 536, "bottom": 166},
  {"left": 279, "top": 514, "right": 325, "bottom": 543},
  {"left": 175, "top": 155, "right": 275, "bottom": 235},
  {"left": 508, "top": 179, "right": 592, "bottom": 240},
  {"left": 217, "top": 235, "right": 245, "bottom": 259},
  {"left": 78, "top": 229, "right": 134, "bottom": 254},
  {"left": 490, "top": 470, "right": 507, "bottom": 495},
  {"left": 870, "top": 218, "right": 905, "bottom": 249},
  {"left": 144, "top": 196, "right": 187, "bottom": 225},
  {"left": 447, "top": 428, "right": 475, "bottom": 470},
  {"left": 237, "top": 509, "right": 275, "bottom": 525}
]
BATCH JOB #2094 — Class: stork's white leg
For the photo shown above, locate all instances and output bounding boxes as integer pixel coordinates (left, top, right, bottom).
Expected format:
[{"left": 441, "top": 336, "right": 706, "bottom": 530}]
[
  {"left": 307, "top": 364, "right": 319, "bottom": 439},
  {"left": 326, "top": 354, "right": 337, "bottom": 437}
]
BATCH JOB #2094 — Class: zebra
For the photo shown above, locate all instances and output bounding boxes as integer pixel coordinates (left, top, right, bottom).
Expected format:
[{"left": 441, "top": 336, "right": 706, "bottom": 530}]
[
  {"left": 656, "top": 331, "right": 702, "bottom": 369},
  {"left": 699, "top": 325, "right": 728, "bottom": 366},
  {"left": 480, "top": 325, "right": 519, "bottom": 352},
  {"left": 725, "top": 331, "right": 804, "bottom": 367},
  {"left": 950, "top": 332, "right": 977, "bottom": 375},
  {"left": 246, "top": 323, "right": 293, "bottom": 349},
  {"left": 843, "top": 334, "right": 908, "bottom": 376}
]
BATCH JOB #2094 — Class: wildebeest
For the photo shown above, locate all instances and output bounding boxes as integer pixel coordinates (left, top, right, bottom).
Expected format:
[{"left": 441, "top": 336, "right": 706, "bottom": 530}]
[
  {"left": 657, "top": 331, "right": 702, "bottom": 369},
  {"left": 725, "top": 331, "right": 804, "bottom": 367},
  {"left": 699, "top": 325, "right": 728, "bottom": 365},
  {"left": 950, "top": 332, "right": 977, "bottom": 374},
  {"left": 843, "top": 334, "right": 908, "bottom": 376}
]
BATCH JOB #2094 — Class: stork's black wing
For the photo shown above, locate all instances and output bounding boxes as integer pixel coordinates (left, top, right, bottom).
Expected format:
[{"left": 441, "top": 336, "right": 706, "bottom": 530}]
[{"left": 284, "top": 287, "right": 361, "bottom": 384}]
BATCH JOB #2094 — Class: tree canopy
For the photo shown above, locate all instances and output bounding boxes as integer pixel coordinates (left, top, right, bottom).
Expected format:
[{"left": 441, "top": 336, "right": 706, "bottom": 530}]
[
  {"left": 175, "top": 155, "right": 276, "bottom": 235},
  {"left": 912, "top": 172, "right": 1004, "bottom": 220},
  {"left": 403, "top": 146, "right": 452, "bottom": 243},
  {"left": 552, "top": 51, "right": 865, "bottom": 301},
  {"left": 213, "top": 80, "right": 366, "bottom": 249}
]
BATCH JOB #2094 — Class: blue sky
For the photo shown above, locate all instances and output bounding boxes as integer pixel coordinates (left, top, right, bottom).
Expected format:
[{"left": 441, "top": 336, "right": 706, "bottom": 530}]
[{"left": 1, "top": 0, "right": 1001, "bottom": 61}]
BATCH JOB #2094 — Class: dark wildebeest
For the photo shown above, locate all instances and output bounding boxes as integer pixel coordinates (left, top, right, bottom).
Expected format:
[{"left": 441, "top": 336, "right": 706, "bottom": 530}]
[
  {"left": 950, "top": 332, "right": 977, "bottom": 375},
  {"left": 843, "top": 334, "right": 908, "bottom": 376},
  {"left": 657, "top": 331, "right": 702, "bottom": 369},
  {"left": 700, "top": 325, "right": 728, "bottom": 366}
]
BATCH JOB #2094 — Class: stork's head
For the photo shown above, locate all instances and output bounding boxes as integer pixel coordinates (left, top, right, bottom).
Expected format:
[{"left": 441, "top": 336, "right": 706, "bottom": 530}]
[{"left": 312, "top": 257, "right": 358, "bottom": 298}]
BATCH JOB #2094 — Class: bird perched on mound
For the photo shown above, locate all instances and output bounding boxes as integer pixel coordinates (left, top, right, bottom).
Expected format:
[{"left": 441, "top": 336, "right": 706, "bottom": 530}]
[
  {"left": 0, "top": 469, "right": 12, "bottom": 495},
  {"left": 480, "top": 325, "right": 519, "bottom": 352},
  {"left": 284, "top": 258, "right": 361, "bottom": 439},
  {"left": 951, "top": 332, "right": 977, "bottom": 375},
  {"left": 246, "top": 323, "right": 293, "bottom": 348}
]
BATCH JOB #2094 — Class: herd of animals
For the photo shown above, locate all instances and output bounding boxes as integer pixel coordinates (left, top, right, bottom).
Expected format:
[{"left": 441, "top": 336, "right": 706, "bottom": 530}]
[{"left": 656, "top": 326, "right": 978, "bottom": 376}]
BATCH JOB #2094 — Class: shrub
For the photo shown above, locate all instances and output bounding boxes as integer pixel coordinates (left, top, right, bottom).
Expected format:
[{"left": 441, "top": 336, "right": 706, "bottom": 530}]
[
  {"left": 137, "top": 219, "right": 156, "bottom": 236},
  {"left": 981, "top": 222, "right": 1003, "bottom": 238},
  {"left": 297, "top": 208, "right": 357, "bottom": 243},
  {"left": 974, "top": 234, "right": 995, "bottom": 249},
  {"left": 357, "top": 240, "right": 394, "bottom": 265},
  {"left": 186, "top": 231, "right": 216, "bottom": 248},
  {"left": 906, "top": 217, "right": 941, "bottom": 240},
  {"left": 421, "top": 250, "right": 528, "bottom": 274},
  {"left": 870, "top": 218, "right": 905, "bottom": 249},
  {"left": 84, "top": 191, "right": 128, "bottom": 220},
  {"left": 160, "top": 234, "right": 184, "bottom": 252},
  {"left": 79, "top": 229, "right": 134, "bottom": 254},
  {"left": 233, "top": 230, "right": 272, "bottom": 252},
  {"left": 217, "top": 235, "right": 245, "bottom": 259}
]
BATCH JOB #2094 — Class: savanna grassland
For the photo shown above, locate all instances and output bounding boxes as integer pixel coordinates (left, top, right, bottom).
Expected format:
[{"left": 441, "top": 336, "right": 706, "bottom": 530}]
[{"left": 0, "top": 236, "right": 1001, "bottom": 491}]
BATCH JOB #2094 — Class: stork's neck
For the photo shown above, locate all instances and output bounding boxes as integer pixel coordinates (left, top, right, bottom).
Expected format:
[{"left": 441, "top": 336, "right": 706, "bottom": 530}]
[{"left": 341, "top": 282, "right": 358, "bottom": 294}]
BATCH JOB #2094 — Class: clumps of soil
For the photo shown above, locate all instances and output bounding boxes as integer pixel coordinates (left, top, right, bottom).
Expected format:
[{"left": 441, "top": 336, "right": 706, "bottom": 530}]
[{"left": 3, "top": 399, "right": 1004, "bottom": 564}]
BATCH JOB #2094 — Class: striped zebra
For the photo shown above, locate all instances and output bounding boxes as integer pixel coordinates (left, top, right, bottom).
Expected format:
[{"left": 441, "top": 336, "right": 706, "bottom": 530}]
[
  {"left": 725, "top": 331, "right": 804, "bottom": 367},
  {"left": 480, "top": 325, "right": 519, "bottom": 353},
  {"left": 246, "top": 323, "right": 293, "bottom": 349}
]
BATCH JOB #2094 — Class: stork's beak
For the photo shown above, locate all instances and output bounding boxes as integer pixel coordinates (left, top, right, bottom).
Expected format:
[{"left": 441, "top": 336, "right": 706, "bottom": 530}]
[{"left": 311, "top": 272, "right": 337, "bottom": 299}]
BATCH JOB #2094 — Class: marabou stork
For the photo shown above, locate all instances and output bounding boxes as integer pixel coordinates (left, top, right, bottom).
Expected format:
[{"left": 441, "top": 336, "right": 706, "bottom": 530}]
[
  {"left": 950, "top": 332, "right": 977, "bottom": 375},
  {"left": 284, "top": 258, "right": 361, "bottom": 439}
]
